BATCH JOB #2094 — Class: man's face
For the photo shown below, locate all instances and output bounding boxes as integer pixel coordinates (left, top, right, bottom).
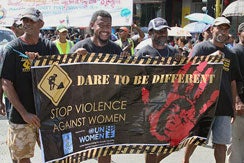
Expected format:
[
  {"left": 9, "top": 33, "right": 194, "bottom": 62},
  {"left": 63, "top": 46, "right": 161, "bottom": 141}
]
[
  {"left": 151, "top": 28, "right": 168, "bottom": 46},
  {"left": 212, "top": 24, "right": 230, "bottom": 43},
  {"left": 202, "top": 28, "right": 212, "bottom": 41},
  {"left": 92, "top": 16, "right": 112, "bottom": 44},
  {"left": 239, "top": 31, "right": 244, "bottom": 45},
  {"left": 12, "top": 23, "right": 24, "bottom": 37},
  {"left": 118, "top": 29, "right": 129, "bottom": 39},
  {"left": 22, "top": 17, "right": 42, "bottom": 35},
  {"left": 59, "top": 31, "right": 68, "bottom": 39}
]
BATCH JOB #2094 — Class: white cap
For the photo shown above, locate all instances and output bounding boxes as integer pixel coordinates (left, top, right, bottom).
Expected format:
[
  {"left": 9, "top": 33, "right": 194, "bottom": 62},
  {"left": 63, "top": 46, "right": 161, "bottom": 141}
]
[{"left": 20, "top": 7, "right": 43, "bottom": 22}]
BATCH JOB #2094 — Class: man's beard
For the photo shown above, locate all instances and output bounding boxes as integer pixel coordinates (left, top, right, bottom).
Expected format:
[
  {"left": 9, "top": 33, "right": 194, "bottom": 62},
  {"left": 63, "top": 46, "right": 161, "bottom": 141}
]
[
  {"left": 216, "top": 34, "right": 228, "bottom": 43},
  {"left": 98, "top": 36, "right": 109, "bottom": 44},
  {"left": 154, "top": 36, "right": 167, "bottom": 46}
]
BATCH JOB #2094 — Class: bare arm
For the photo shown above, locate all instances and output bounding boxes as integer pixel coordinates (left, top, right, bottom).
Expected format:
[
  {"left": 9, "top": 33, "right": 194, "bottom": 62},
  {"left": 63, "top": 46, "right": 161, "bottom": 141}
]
[
  {"left": 0, "top": 80, "right": 6, "bottom": 116},
  {"left": 231, "top": 80, "right": 237, "bottom": 123},
  {"left": 2, "top": 78, "right": 40, "bottom": 127},
  {"left": 132, "top": 24, "right": 145, "bottom": 42}
]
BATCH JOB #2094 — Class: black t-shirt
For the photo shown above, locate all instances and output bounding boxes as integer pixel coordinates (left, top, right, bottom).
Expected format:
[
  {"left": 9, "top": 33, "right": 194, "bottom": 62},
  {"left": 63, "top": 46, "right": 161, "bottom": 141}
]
[
  {"left": 191, "top": 41, "right": 242, "bottom": 116},
  {"left": 232, "top": 43, "right": 244, "bottom": 102},
  {"left": 135, "top": 44, "right": 177, "bottom": 58},
  {"left": 1, "top": 37, "right": 59, "bottom": 124},
  {"left": 70, "top": 38, "right": 122, "bottom": 55}
]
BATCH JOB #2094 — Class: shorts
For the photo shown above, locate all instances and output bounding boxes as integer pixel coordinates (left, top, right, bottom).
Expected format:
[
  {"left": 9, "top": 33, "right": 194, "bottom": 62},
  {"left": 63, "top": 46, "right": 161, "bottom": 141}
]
[
  {"left": 212, "top": 116, "right": 231, "bottom": 145},
  {"left": 7, "top": 122, "right": 39, "bottom": 161}
]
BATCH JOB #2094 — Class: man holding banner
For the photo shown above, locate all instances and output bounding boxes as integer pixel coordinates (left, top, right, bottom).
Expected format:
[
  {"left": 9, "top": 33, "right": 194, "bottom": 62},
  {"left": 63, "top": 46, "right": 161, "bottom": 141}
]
[
  {"left": 70, "top": 10, "right": 123, "bottom": 57},
  {"left": 1, "top": 7, "right": 59, "bottom": 163},
  {"left": 183, "top": 17, "right": 242, "bottom": 163},
  {"left": 135, "top": 17, "right": 178, "bottom": 163},
  {"left": 70, "top": 9, "right": 127, "bottom": 163}
]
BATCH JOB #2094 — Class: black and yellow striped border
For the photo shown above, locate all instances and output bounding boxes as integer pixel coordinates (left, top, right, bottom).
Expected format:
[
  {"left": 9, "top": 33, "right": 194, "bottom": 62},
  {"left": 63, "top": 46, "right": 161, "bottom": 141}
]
[
  {"left": 51, "top": 136, "right": 207, "bottom": 163},
  {"left": 33, "top": 53, "right": 223, "bottom": 67}
]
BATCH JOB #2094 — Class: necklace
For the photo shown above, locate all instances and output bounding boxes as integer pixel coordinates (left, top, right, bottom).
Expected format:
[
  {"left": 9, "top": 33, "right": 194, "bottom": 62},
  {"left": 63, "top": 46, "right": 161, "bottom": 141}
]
[{"left": 157, "top": 45, "right": 170, "bottom": 57}]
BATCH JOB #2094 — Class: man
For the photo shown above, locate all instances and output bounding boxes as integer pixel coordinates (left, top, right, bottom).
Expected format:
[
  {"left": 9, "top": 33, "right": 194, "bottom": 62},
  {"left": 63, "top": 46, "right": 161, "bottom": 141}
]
[
  {"left": 1, "top": 7, "right": 59, "bottom": 163},
  {"left": 226, "top": 34, "right": 235, "bottom": 49},
  {"left": 201, "top": 25, "right": 212, "bottom": 42},
  {"left": 11, "top": 18, "right": 25, "bottom": 37},
  {"left": 135, "top": 17, "right": 177, "bottom": 59},
  {"left": 135, "top": 17, "right": 177, "bottom": 163},
  {"left": 71, "top": 10, "right": 122, "bottom": 56},
  {"left": 2, "top": 17, "right": 25, "bottom": 119},
  {"left": 70, "top": 10, "right": 127, "bottom": 163},
  {"left": 115, "top": 24, "right": 145, "bottom": 56},
  {"left": 54, "top": 24, "right": 74, "bottom": 54},
  {"left": 183, "top": 17, "right": 241, "bottom": 163},
  {"left": 227, "top": 22, "right": 244, "bottom": 163},
  {"left": 188, "top": 25, "right": 212, "bottom": 58}
]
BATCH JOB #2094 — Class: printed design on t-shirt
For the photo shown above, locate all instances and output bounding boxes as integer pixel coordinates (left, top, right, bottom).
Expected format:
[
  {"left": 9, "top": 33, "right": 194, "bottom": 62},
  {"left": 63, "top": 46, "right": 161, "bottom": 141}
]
[
  {"left": 38, "top": 63, "right": 72, "bottom": 106},
  {"left": 21, "top": 58, "right": 31, "bottom": 72},
  {"left": 223, "top": 58, "right": 230, "bottom": 72}
]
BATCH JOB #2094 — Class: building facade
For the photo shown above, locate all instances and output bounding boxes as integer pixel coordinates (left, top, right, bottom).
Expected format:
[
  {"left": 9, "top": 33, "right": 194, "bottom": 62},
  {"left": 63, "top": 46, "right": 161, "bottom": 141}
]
[{"left": 133, "top": 0, "right": 236, "bottom": 28}]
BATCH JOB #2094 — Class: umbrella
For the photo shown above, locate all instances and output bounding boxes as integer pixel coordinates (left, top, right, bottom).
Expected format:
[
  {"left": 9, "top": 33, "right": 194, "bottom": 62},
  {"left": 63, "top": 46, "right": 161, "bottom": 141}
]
[
  {"left": 222, "top": 0, "right": 244, "bottom": 17},
  {"left": 185, "top": 13, "right": 214, "bottom": 25},
  {"left": 168, "top": 27, "right": 192, "bottom": 37},
  {"left": 183, "top": 22, "right": 211, "bottom": 33}
]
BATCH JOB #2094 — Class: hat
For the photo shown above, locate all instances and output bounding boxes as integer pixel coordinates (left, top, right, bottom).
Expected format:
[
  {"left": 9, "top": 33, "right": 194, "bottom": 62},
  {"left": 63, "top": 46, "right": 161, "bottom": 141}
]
[
  {"left": 12, "top": 17, "right": 22, "bottom": 27},
  {"left": 119, "top": 27, "right": 129, "bottom": 33},
  {"left": 57, "top": 24, "right": 68, "bottom": 33},
  {"left": 238, "top": 22, "right": 244, "bottom": 33},
  {"left": 202, "top": 24, "right": 211, "bottom": 32},
  {"left": 20, "top": 7, "right": 43, "bottom": 22},
  {"left": 213, "top": 17, "right": 230, "bottom": 27},
  {"left": 148, "top": 17, "right": 170, "bottom": 31}
]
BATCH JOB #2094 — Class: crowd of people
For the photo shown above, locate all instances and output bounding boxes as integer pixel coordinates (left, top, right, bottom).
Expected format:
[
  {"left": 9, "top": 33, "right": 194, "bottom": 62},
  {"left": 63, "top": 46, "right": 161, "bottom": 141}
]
[{"left": 0, "top": 6, "right": 243, "bottom": 163}]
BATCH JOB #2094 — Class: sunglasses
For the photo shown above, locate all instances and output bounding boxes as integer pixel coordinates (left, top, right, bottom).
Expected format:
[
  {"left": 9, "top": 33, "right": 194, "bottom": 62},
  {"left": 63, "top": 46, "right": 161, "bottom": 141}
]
[
  {"left": 13, "top": 23, "right": 23, "bottom": 29},
  {"left": 119, "top": 29, "right": 125, "bottom": 33}
]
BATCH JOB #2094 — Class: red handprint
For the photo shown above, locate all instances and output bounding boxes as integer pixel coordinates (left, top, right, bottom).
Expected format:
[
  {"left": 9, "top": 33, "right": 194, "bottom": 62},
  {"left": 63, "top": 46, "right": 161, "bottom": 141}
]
[{"left": 145, "top": 61, "right": 219, "bottom": 146}]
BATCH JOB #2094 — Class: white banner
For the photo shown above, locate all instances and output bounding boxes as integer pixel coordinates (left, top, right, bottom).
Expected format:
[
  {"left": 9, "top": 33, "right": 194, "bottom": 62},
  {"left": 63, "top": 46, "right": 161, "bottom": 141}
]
[{"left": 0, "top": 0, "right": 133, "bottom": 27}]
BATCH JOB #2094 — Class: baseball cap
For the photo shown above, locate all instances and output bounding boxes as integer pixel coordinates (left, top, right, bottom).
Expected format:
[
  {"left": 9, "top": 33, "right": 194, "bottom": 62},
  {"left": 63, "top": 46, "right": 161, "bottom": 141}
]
[
  {"left": 57, "top": 24, "right": 68, "bottom": 33},
  {"left": 148, "top": 17, "right": 170, "bottom": 31},
  {"left": 12, "top": 16, "right": 22, "bottom": 27},
  {"left": 213, "top": 17, "right": 230, "bottom": 27},
  {"left": 119, "top": 27, "right": 129, "bottom": 33},
  {"left": 238, "top": 22, "right": 244, "bottom": 33},
  {"left": 20, "top": 7, "right": 43, "bottom": 22}
]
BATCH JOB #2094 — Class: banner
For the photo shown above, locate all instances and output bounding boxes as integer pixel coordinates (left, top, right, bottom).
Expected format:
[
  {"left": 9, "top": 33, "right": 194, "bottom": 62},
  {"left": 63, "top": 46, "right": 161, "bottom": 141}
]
[
  {"left": 0, "top": 0, "right": 133, "bottom": 27},
  {"left": 31, "top": 54, "right": 223, "bottom": 162}
]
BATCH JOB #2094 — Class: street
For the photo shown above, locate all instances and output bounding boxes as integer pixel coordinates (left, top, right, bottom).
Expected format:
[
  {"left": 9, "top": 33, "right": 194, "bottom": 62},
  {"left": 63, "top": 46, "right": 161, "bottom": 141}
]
[{"left": 0, "top": 115, "right": 215, "bottom": 163}]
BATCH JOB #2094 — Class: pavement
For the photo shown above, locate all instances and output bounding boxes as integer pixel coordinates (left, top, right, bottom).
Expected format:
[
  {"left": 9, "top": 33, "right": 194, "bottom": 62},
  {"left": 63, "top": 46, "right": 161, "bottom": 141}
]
[{"left": 0, "top": 115, "right": 215, "bottom": 163}]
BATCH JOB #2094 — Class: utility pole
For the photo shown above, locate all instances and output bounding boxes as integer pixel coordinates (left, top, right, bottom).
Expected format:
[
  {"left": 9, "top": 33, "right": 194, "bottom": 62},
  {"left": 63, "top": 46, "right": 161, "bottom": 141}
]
[{"left": 215, "top": 0, "right": 221, "bottom": 18}]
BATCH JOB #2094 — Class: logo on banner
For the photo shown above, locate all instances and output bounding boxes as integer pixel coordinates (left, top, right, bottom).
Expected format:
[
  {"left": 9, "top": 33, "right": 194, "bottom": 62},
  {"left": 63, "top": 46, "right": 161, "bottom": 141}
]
[
  {"left": 62, "top": 132, "right": 73, "bottom": 155},
  {"left": 38, "top": 63, "right": 72, "bottom": 106},
  {"left": 79, "top": 125, "right": 116, "bottom": 143}
]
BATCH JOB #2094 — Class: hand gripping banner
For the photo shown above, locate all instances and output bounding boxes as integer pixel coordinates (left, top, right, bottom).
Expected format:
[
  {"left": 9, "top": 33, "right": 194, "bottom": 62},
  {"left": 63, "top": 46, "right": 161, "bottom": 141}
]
[{"left": 31, "top": 53, "right": 223, "bottom": 162}]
